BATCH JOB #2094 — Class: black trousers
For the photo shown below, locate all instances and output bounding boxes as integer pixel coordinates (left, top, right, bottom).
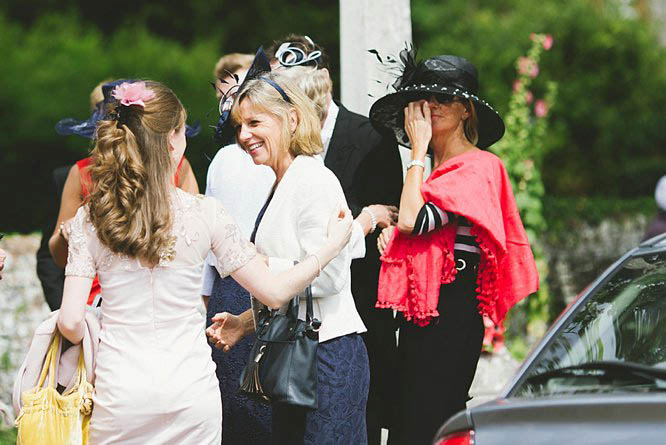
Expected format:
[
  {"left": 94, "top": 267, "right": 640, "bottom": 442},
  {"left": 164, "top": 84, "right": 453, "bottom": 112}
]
[{"left": 388, "top": 253, "right": 484, "bottom": 445}]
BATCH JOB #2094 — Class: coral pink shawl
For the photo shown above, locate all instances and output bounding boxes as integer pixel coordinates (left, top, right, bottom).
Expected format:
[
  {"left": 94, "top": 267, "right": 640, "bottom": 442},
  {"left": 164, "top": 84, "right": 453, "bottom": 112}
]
[{"left": 377, "top": 150, "right": 539, "bottom": 326}]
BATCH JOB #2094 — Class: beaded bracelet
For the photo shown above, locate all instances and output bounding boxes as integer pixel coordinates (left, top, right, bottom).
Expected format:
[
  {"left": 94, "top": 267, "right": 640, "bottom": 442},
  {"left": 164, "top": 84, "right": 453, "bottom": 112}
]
[{"left": 362, "top": 207, "right": 377, "bottom": 233}]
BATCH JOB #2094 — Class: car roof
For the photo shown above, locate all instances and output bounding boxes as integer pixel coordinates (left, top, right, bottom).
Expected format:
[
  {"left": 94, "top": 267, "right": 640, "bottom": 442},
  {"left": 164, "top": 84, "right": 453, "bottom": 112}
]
[{"left": 638, "top": 232, "right": 666, "bottom": 250}]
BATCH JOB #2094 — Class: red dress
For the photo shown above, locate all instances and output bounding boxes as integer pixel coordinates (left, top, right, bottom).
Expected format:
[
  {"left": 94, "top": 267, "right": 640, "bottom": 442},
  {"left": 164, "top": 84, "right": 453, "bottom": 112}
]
[{"left": 75, "top": 155, "right": 187, "bottom": 306}]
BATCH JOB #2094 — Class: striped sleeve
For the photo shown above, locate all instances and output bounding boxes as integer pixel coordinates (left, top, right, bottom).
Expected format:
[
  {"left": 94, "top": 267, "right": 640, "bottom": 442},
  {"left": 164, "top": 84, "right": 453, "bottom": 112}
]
[{"left": 412, "top": 202, "right": 453, "bottom": 235}]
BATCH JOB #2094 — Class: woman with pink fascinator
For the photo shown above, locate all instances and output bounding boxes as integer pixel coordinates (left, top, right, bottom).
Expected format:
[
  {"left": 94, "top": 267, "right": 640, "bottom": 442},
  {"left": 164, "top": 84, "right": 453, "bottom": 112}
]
[{"left": 55, "top": 79, "right": 353, "bottom": 444}]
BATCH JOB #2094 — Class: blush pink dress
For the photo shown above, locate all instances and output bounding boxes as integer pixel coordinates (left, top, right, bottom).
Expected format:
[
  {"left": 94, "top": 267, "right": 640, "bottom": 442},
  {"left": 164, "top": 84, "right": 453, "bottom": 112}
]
[{"left": 64, "top": 189, "right": 257, "bottom": 444}]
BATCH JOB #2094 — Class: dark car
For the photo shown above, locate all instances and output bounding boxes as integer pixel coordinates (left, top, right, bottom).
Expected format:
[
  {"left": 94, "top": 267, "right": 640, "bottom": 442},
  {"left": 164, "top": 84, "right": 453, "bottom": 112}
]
[{"left": 433, "top": 234, "right": 666, "bottom": 445}]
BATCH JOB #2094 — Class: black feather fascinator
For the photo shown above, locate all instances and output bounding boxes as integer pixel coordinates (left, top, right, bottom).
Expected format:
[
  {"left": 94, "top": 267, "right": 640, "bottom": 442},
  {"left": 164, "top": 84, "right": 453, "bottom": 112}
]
[{"left": 214, "top": 47, "right": 273, "bottom": 141}]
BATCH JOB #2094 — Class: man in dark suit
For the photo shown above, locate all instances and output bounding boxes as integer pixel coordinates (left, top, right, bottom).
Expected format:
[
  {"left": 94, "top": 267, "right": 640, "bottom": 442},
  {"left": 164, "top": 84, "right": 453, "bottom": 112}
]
[{"left": 268, "top": 35, "right": 405, "bottom": 444}]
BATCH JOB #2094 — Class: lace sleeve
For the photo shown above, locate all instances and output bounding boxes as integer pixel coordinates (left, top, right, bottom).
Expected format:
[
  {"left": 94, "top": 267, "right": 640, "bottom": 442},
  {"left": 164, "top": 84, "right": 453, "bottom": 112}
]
[
  {"left": 64, "top": 207, "right": 96, "bottom": 278},
  {"left": 211, "top": 201, "right": 257, "bottom": 277}
]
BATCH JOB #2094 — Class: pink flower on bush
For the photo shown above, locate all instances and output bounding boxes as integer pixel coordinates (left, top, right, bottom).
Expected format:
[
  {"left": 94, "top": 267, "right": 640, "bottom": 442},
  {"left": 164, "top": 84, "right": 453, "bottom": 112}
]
[
  {"left": 512, "top": 79, "right": 522, "bottom": 92},
  {"left": 543, "top": 34, "right": 553, "bottom": 50},
  {"left": 518, "top": 57, "right": 539, "bottom": 78},
  {"left": 112, "top": 81, "right": 155, "bottom": 107},
  {"left": 525, "top": 90, "right": 534, "bottom": 104},
  {"left": 534, "top": 99, "right": 548, "bottom": 117}
]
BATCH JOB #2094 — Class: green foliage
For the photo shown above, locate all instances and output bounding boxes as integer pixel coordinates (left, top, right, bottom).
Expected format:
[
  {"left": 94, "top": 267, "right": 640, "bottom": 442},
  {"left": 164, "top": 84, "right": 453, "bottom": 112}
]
[
  {"left": 0, "top": 2, "right": 341, "bottom": 232},
  {"left": 0, "top": 12, "right": 222, "bottom": 231},
  {"left": 492, "top": 34, "right": 556, "bottom": 342},
  {"left": 0, "top": 350, "right": 10, "bottom": 371},
  {"left": 544, "top": 195, "right": 655, "bottom": 235},
  {"left": 0, "top": 428, "right": 16, "bottom": 445},
  {"left": 2, "top": 0, "right": 665, "bottom": 235},
  {"left": 413, "top": 0, "right": 666, "bottom": 198}
]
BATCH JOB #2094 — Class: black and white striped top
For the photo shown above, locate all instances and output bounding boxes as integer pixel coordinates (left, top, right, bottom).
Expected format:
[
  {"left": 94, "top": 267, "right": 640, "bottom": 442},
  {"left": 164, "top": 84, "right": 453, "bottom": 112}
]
[{"left": 413, "top": 202, "right": 480, "bottom": 255}]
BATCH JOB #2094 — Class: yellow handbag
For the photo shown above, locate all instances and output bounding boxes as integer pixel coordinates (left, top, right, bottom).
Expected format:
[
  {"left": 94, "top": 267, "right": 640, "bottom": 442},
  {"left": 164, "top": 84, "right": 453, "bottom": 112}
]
[{"left": 15, "top": 331, "right": 93, "bottom": 445}]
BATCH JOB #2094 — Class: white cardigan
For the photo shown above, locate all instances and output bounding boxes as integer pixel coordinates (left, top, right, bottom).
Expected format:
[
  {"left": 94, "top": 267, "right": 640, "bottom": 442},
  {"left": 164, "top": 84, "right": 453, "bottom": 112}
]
[{"left": 254, "top": 155, "right": 367, "bottom": 342}]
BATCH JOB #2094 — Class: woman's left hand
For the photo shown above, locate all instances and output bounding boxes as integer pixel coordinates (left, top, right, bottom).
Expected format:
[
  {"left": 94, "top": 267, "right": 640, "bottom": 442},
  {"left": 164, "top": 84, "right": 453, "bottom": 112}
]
[
  {"left": 206, "top": 312, "right": 244, "bottom": 352},
  {"left": 377, "top": 226, "right": 395, "bottom": 256},
  {"left": 404, "top": 101, "right": 432, "bottom": 159}
]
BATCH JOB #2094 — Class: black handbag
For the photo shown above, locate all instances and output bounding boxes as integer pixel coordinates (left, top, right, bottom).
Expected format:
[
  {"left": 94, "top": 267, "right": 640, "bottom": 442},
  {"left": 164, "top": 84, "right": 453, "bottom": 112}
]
[{"left": 240, "top": 281, "right": 321, "bottom": 409}]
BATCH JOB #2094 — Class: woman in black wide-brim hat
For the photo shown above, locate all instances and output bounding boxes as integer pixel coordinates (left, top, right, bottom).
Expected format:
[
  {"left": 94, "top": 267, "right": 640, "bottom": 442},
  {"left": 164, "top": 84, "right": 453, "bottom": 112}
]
[{"left": 371, "top": 50, "right": 539, "bottom": 444}]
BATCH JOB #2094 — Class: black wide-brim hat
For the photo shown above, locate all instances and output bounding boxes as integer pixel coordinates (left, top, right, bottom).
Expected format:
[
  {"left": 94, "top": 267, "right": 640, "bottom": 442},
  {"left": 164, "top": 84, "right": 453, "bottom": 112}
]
[
  {"left": 55, "top": 79, "right": 200, "bottom": 139},
  {"left": 369, "top": 53, "right": 505, "bottom": 149}
]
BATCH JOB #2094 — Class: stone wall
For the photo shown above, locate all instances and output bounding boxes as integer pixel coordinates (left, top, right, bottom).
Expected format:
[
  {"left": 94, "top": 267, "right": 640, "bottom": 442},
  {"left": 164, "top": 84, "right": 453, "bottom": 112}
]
[
  {"left": 0, "top": 234, "right": 51, "bottom": 425},
  {"left": 545, "top": 215, "right": 648, "bottom": 308}
]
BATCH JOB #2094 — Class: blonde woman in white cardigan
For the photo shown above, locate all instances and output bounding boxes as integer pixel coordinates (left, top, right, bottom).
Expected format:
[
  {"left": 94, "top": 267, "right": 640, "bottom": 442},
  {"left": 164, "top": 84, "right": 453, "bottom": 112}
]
[{"left": 206, "top": 71, "right": 370, "bottom": 444}]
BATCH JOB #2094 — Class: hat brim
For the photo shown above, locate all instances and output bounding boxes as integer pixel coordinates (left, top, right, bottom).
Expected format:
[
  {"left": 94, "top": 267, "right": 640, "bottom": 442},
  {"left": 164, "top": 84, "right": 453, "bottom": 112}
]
[
  {"left": 369, "top": 84, "right": 505, "bottom": 149},
  {"left": 56, "top": 114, "right": 201, "bottom": 140}
]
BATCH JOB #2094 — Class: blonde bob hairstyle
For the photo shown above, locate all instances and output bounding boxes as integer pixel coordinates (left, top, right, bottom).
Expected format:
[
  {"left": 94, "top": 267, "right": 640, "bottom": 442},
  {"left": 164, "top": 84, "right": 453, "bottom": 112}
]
[
  {"left": 463, "top": 99, "right": 479, "bottom": 146},
  {"left": 89, "top": 80, "right": 186, "bottom": 265},
  {"left": 278, "top": 66, "right": 332, "bottom": 123},
  {"left": 230, "top": 71, "right": 323, "bottom": 157}
]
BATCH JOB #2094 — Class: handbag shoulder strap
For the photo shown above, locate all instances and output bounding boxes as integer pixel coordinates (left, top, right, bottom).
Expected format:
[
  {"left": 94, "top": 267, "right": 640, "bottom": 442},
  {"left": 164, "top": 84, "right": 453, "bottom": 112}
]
[
  {"left": 285, "top": 260, "right": 300, "bottom": 320},
  {"left": 250, "top": 188, "right": 275, "bottom": 243},
  {"left": 304, "top": 285, "right": 320, "bottom": 330},
  {"left": 37, "top": 332, "right": 60, "bottom": 389}
]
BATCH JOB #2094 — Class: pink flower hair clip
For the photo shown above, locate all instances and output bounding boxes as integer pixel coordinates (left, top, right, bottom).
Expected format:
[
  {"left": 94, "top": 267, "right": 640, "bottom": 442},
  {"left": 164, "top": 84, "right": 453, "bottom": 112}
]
[{"left": 111, "top": 81, "right": 155, "bottom": 107}]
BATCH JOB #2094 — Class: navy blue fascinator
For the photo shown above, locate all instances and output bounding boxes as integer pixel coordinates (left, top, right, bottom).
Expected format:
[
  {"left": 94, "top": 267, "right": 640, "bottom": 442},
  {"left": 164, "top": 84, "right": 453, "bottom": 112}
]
[
  {"left": 214, "top": 46, "right": 292, "bottom": 141},
  {"left": 55, "top": 79, "right": 200, "bottom": 139}
]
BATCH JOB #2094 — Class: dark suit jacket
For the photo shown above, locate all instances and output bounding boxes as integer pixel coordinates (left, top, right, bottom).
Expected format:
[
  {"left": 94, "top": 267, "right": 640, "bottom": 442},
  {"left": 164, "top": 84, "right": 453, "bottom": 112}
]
[
  {"left": 325, "top": 104, "right": 403, "bottom": 428},
  {"left": 324, "top": 104, "right": 402, "bottom": 217},
  {"left": 36, "top": 165, "right": 71, "bottom": 310},
  {"left": 324, "top": 104, "right": 404, "bottom": 311}
]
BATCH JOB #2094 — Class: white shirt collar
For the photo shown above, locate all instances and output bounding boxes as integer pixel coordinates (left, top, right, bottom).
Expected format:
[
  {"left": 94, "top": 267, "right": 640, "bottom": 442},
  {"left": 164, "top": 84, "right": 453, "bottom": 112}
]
[{"left": 319, "top": 100, "right": 339, "bottom": 161}]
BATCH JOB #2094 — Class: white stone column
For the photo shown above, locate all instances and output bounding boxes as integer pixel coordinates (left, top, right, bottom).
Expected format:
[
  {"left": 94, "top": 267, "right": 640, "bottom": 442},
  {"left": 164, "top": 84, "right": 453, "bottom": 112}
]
[
  {"left": 340, "top": 0, "right": 432, "bottom": 179},
  {"left": 339, "top": 0, "right": 412, "bottom": 117},
  {"left": 651, "top": 0, "right": 666, "bottom": 45}
]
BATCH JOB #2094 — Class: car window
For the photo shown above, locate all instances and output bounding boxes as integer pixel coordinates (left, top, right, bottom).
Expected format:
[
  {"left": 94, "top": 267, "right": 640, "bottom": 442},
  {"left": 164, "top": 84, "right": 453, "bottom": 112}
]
[{"left": 512, "top": 251, "right": 666, "bottom": 397}]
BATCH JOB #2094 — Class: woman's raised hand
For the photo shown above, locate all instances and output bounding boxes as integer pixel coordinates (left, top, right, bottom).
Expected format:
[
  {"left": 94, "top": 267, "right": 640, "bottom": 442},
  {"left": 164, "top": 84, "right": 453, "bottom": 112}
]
[
  {"left": 327, "top": 204, "right": 353, "bottom": 252},
  {"left": 404, "top": 101, "right": 432, "bottom": 159}
]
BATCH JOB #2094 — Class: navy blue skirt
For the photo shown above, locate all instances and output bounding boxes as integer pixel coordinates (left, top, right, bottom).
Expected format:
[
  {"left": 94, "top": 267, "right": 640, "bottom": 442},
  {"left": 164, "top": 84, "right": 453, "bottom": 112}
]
[
  {"left": 207, "top": 273, "right": 272, "bottom": 445},
  {"left": 272, "top": 333, "right": 370, "bottom": 445}
]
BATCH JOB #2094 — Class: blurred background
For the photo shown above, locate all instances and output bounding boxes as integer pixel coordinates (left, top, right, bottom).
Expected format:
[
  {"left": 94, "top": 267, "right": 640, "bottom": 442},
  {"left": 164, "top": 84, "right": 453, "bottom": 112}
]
[{"left": 1, "top": 0, "right": 666, "bottom": 438}]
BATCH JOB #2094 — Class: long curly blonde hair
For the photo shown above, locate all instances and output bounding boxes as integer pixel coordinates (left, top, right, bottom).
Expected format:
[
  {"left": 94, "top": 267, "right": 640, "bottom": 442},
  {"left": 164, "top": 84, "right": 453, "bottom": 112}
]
[{"left": 88, "top": 81, "right": 186, "bottom": 264}]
